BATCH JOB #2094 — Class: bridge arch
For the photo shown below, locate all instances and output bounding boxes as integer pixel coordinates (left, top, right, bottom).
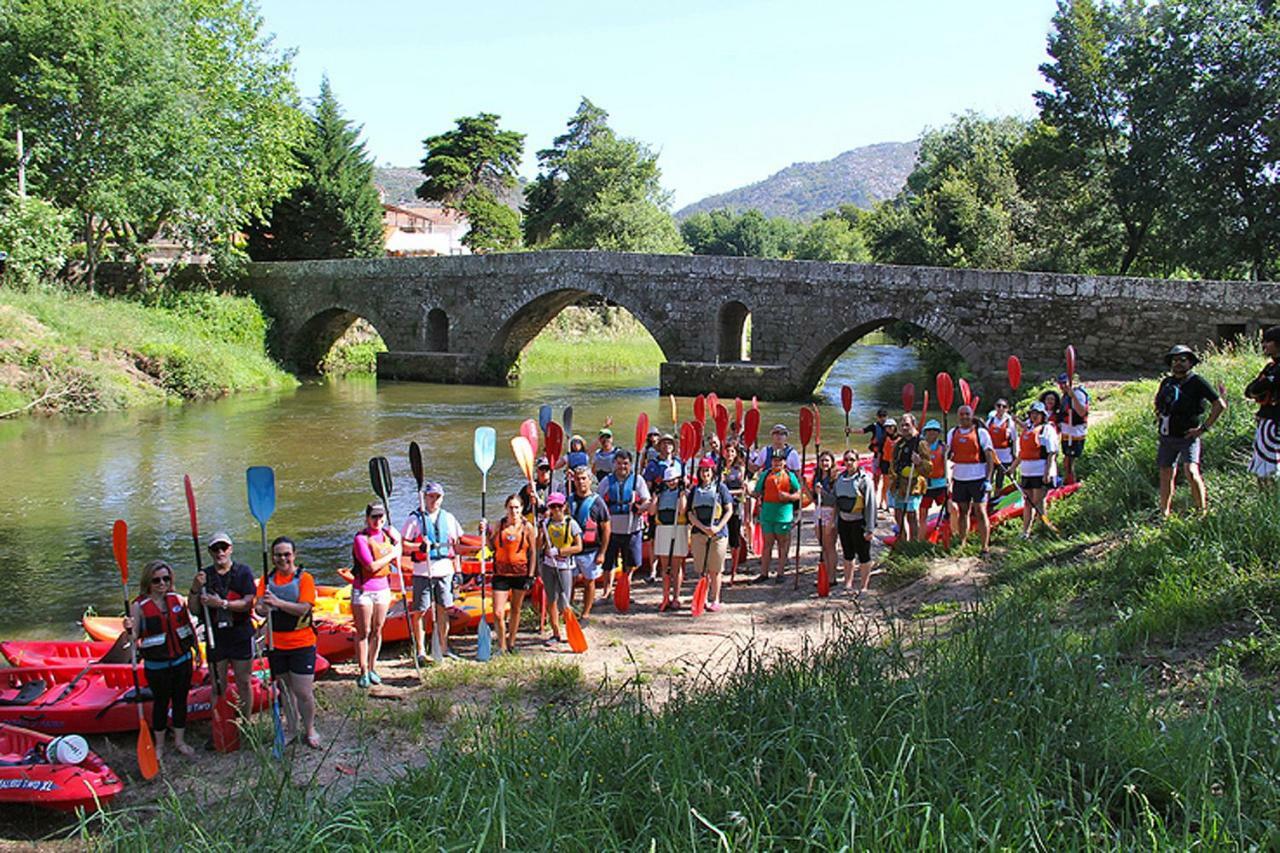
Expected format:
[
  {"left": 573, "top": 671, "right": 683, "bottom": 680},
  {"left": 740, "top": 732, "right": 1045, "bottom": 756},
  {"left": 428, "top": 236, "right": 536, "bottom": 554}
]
[
  {"left": 290, "top": 306, "right": 392, "bottom": 374},
  {"left": 424, "top": 307, "right": 449, "bottom": 352},
  {"left": 477, "top": 286, "right": 674, "bottom": 383},
  {"left": 718, "top": 300, "right": 751, "bottom": 362}
]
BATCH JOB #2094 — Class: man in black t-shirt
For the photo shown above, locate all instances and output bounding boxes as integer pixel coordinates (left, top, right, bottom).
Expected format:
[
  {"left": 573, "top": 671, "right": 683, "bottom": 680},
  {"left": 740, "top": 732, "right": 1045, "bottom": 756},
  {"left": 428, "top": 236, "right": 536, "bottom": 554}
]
[
  {"left": 190, "top": 531, "right": 257, "bottom": 721},
  {"left": 1155, "top": 345, "right": 1227, "bottom": 517}
]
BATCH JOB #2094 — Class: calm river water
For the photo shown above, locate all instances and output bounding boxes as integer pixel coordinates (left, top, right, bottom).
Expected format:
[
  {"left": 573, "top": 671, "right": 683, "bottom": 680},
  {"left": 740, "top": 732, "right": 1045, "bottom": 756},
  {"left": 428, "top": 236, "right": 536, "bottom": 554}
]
[{"left": 0, "top": 344, "right": 922, "bottom": 637}]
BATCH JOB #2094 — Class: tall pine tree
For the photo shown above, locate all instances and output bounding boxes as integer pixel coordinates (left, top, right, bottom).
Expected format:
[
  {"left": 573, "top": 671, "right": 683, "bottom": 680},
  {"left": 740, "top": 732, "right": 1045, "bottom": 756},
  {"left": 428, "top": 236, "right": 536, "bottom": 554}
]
[{"left": 246, "top": 77, "right": 384, "bottom": 260}]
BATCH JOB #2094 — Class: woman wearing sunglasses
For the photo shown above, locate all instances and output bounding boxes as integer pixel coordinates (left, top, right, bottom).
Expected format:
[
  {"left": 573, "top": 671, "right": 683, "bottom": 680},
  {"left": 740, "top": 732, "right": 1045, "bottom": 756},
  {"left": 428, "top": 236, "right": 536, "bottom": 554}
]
[{"left": 128, "top": 559, "right": 198, "bottom": 764}]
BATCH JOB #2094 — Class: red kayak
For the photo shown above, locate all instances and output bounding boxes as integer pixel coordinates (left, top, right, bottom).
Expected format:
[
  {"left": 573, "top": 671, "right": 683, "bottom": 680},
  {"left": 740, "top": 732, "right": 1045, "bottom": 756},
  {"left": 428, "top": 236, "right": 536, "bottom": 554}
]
[
  {"left": 0, "top": 639, "right": 331, "bottom": 678},
  {"left": 0, "top": 664, "right": 270, "bottom": 735},
  {"left": 0, "top": 723, "right": 123, "bottom": 812},
  {"left": 82, "top": 612, "right": 358, "bottom": 664}
]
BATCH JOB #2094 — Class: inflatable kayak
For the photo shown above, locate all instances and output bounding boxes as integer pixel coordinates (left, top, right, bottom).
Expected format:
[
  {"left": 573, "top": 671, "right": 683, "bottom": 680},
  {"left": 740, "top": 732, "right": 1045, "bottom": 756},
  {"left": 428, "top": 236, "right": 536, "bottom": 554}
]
[
  {"left": 881, "top": 482, "right": 1080, "bottom": 546},
  {"left": 0, "top": 639, "right": 331, "bottom": 679},
  {"left": 80, "top": 613, "right": 354, "bottom": 666},
  {"left": 0, "top": 664, "right": 269, "bottom": 735},
  {"left": 0, "top": 723, "right": 123, "bottom": 811}
]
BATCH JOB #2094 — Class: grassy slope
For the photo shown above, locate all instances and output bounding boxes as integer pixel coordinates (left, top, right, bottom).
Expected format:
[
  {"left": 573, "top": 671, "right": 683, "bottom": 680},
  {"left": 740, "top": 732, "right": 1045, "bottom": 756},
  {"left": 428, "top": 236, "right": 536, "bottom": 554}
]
[
  {"left": 0, "top": 288, "right": 296, "bottom": 415},
  {"left": 93, "top": 344, "right": 1280, "bottom": 848},
  {"left": 519, "top": 306, "right": 663, "bottom": 378}
]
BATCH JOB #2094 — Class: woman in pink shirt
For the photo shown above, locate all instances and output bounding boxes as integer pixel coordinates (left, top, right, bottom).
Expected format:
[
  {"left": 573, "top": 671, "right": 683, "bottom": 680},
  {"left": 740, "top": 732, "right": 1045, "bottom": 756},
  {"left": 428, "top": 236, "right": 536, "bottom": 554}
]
[{"left": 351, "top": 502, "right": 401, "bottom": 688}]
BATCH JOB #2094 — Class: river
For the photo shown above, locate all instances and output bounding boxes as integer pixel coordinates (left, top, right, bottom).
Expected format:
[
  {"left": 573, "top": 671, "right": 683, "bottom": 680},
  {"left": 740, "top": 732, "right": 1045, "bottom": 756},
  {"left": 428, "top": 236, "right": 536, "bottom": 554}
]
[{"left": 0, "top": 343, "right": 922, "bottom": 637}]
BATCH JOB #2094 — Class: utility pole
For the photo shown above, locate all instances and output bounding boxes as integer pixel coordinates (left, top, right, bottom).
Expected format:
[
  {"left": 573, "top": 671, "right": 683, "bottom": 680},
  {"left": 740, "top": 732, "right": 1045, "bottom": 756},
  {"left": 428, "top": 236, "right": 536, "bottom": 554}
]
[{"left": 16, "top": 128, "right": 26, "bottom": 199}]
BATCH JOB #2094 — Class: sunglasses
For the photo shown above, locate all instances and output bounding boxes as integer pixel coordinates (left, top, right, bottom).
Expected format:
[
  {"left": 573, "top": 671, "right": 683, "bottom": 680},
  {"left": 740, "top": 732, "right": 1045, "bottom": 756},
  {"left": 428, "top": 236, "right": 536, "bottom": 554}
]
[
  {"left": 209, "top": 542, "right": 230, "bottom": 553},
  {"left": 152, "top": 574, "right": 172, "bottom": 584},
  {"left": 272, "top": 552, "right": 294, "bottom": 560}
]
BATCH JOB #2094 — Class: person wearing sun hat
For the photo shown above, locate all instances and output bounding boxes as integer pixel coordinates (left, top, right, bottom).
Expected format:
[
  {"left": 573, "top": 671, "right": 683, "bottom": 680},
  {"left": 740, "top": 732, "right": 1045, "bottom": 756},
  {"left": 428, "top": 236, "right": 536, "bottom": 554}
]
[
  {"left": 1155, "top": 344, "right": 1226, "bottom": 517},
  {"left": 402, "top": 481, "right": 462, "bottom": 665}
]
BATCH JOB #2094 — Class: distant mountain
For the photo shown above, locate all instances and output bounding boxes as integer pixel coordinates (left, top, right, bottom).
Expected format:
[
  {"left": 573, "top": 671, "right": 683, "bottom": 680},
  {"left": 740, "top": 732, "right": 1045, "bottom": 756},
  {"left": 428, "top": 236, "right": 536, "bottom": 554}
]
[
  {"left": 374, "top": 167, "right": 525, "bottom": 210},
  {"left": 675, "top": 140, "right": 920, "bottom": 221}
]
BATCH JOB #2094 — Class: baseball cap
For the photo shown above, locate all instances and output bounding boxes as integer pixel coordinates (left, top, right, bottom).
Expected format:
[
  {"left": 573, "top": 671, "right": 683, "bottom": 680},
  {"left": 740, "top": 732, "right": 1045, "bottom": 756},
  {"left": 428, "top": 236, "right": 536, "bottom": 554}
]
[
  {"left": 599, "top": 428, "right": 613, "bottom": 437},
  {"left": 423, "top": 482, "right": 444, "bottom": 496},
  {"left": 884, "top": 418, "right": 897, "bottom": 427},
  {"left": 546, "top": 492, "right": 566, "bottom": 507},
  {"left": 207, "top": 531, "right": 232, "bottom": 548},
  {"left": 771, "top": 424, "right": 789, "bottom": 435},
  {"left": 1057, "top": 372, "right": 1071, "bottom": 383},
  {"left": 698, "top": 456, "right": 717, "bottom": 469},
  {"left": 647, "top": 427, "right": 660, "bottom": 436},
  {"left": 664, "top": 465, "right": 681, "bottom": 481},
  {"left": 365, "top": 502, "right": 386, "bottom": 517},
  {"left": 537, "top": 456, "right": 552, "bottom": 470},
  {"left": 923, "top": 419, "right": 942, "bottom": 432},
  {"left": 1030, "top": 402, "right": 1048, "bottom": 415}
]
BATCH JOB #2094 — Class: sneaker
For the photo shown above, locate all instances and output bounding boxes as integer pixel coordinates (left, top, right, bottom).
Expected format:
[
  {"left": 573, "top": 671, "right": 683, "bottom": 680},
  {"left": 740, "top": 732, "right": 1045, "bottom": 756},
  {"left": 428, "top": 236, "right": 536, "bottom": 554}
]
[
  {"left": 706, "top": 602, "right": 721, "bottom": 612},
  {"left": 416, "top": 655, "right": 429, "bottom": 667},
  {"left": 751, "top": 574, "right": 770, "bottom": 584},
  {"left": 368, "top": 671, "right": 382, "bottom": 685},
  {"left": 356, "top": 674, "right": 370, "bottom": 689},
  {"left": 544, "top": 637, "right": 560, "bottom": 647},
  {"left": 444, "top": 650, "right": 461, "bottom": 660}
]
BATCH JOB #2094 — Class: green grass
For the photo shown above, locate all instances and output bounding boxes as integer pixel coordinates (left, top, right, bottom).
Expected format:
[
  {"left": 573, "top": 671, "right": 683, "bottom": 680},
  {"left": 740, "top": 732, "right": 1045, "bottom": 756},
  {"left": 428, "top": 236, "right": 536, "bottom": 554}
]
[
  {"left": 0, "top": 286, "right": 296, "bottom": 415},
  {"left": 519, "top": 305, "right": 663, "bottom": 378},
  {"left": 88, "top": 340, "right": 1280, "bottom": 848}
]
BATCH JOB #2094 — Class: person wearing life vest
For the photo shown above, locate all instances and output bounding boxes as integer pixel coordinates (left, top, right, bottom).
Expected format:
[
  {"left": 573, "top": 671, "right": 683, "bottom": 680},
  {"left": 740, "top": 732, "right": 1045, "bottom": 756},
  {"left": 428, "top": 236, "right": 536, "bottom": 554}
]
[
  {"left": 351, "top": 502, "right": 402, "bottom": 689},
  {"left": 642, "top": 433, "right": 682, "bottom": 583},
  {"left": 489, "top": 494, "right": 537, "bottom": 654},
  {"left": 592, "top": 428, "right": 618, "bottom": 483},
  {"left": 598, "top": 450, "right": 651, "bottom": 591},
  {"left": 862, "top": 408, "right": 890, "bottom": 505},
  {"left": 190, "top": 530, "right": 257, "bottom": 723},
  {"left": 688, "top": 456, "right": 735, "bottom": 611},
  {"left": 538, "top": 493, "right": 584, "bottom": 645},
  {"left": 751, "top": 424, "right": 800, "bottom": 474},
  {"left": 835, "top": 450, "right": 877, "bottom": 592},
  {"left": 402, "top": 482, "right": 462, "bottom": 666},
  {"left": 519, "top": 457, "right": 553, "bottom": 523},
  {"left": 877, "top": 418, "right": 899, "bottom": 511},
  {"left": 1155, "top": 344, "right": 1226, "bottom": 517},
  {"left": 986, "top": 399, "right": 1017, "bottom": 494},
  {"left": 805, "top": 450, "right": 839, "bottom": 577},
  {"left": 1013, "top": 402, "right": 1060, "bottom": 539},
  {"left": 946, "top": 404, "right": 998, "bottom": 556},
  {"left": 751, "top": 451, "right": 802, "bottom": 583},
  {"left": 888, "top": 414, "right": 927, "bottom": 542},
  {"left": 1245, "top": 326, "right": 1280, "bottom": 482},
  {"left": 1055, "top": 371, "right": 1091, "bottom": 486},
  {"left": 564, "top": 435, "right": 591, "bottom": 473},
  {"left": 721, "top": 442, "right": 749, "bottom": 582},
  {"left": 128, "top": 559, "right": 198, "bottom": 763},
  {"left": 917, "top": 420, "right": 950, "bottom": 542},
  {"left": 643, "top": 426, "right": 662, "bottom": 466},
  {"left": 256, "top": 536, "right": 319, "bottom": 749},
  {"left": 655, "top": 464, "right": 690, "bottom": 611},
  {"left": 568, "top": 466, "right": 611, "bottom": 620}
]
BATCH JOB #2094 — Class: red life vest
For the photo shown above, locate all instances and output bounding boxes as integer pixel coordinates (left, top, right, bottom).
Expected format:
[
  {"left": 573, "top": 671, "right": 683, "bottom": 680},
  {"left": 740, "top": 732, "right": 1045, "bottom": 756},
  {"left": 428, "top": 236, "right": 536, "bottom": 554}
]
[
  {"left": 1019, "top": 426, "right": 1048, "bottom": 462},
  {"left": 948, "top": 428, "right": 984, "bottom": 464},
  {"left": 136, "top": 593, "right": 196, "bottom": 663},
  {"left": 987, "top": 415, "right": 1012, "bottom": 449},
  {"left": 880, "top": 436, "right": 896, "bottom": 463},
  {"left": 930, "top": 440, "right": 946, "bottom": 478}
]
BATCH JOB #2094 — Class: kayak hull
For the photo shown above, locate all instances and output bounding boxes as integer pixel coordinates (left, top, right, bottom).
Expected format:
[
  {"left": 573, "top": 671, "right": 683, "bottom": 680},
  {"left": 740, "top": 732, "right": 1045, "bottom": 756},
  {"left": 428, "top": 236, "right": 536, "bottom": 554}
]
[
  {"left": 2, "top": 638, "right": 330, "bottom": 679},
  {"left": 0, "top": 723, "right": 123, "bottom": 812}
]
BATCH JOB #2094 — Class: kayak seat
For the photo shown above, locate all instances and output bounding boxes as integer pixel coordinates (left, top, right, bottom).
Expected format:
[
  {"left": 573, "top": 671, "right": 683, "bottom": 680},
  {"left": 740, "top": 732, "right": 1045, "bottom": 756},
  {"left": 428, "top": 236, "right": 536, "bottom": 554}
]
[{"left": 0, "top": 681, "right": 48, "bottom": 706}]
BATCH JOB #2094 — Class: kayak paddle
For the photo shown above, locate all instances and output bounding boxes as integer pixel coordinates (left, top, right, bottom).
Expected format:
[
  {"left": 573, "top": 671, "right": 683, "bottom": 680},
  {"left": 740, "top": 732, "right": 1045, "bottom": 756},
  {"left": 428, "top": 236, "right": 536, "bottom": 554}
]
[
  {"left": 743, "top": 408, "right": 761, "bottom": 450},
  {"left": 520, "top": 419, "right": 539, "bottom": 463},
  {"left": 902, "top": 383, "right": 915, "bottom": 417},
  {"left": 114, "top": 520, "right": 158, "bottom": 780},
  {"left": 407, "top": 442, "right": 433, "bottom": 670},
  {"left": 474, "top": 427, "right": 496, "bottom": 662},
  {"left": 184, "top": 476, "right": 237, "bottom": 753},
  {"left": 959, "top": 378, "right": 973, "bottom": 410},
  {"left": 564, "top": 606, "right": 588, "bottom": 653},
  {"left": 370, "top": 456, "right": 419, "bottom": 679},
  {"left": 751, "top": 395, "right": 759, "bottom": 411},
  {"left": 714, "top": 403, "right": 729, "bottom": 446},
  {"left": 246, "top": 465, "right": 285, "bottom": 758},
  {"left": 936, "top": 373, "right": 955, "bottom": 436},
  {"left": 693, "top": 394, "right": 706, "bottom": 425},
  {"left": 562, "top": 406, "right": 573, "bottom": 438},
  {"left": 841, "top": 385, "right": 853, "bottom": 450},
  {"left": 706, "top": 392, "right": 719, "bottom": 418},
  {"left": 1007, "top": 355, "right": 1022, "bottom": 391},
  {"left": 1066, "top": 344, "right": 1077, "bottom": 380},
  {"left": 545, "top": 421, "right": 565, "bottom": 491},
  {"left": 734, "top": 397, "right": 743, "bottom": 434},
  {"left": 538, "top": 404, "right": 552, "bottom": 436},
  {"left": 669, "top": 394, "right": 678, "bottom": 427}
]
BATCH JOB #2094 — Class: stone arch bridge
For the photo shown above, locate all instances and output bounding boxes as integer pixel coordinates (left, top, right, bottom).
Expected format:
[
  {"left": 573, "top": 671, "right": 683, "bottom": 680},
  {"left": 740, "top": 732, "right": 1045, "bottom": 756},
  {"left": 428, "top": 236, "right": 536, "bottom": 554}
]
[{"left": 242, "top": 252, "right": 1280, "bottom": 401}]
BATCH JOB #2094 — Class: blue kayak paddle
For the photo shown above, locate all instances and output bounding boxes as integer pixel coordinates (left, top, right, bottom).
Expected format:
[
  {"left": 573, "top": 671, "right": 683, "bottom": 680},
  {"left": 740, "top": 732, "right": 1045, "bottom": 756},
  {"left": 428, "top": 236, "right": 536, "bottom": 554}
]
[
  {"left": 246, "top": 466, "right": 285, "bottom": 759},
  {"left": 474, "top": 427, "right": 496, "bottom": 662}
]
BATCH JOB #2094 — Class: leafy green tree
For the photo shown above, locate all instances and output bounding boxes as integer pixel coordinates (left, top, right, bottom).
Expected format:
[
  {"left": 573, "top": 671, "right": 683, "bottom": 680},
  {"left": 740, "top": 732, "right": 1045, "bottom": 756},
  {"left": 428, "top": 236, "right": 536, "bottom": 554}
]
[
  {"left": 523, "top": 99, "right": 683, "bottom": 252},
  {"left": 680, "top": 209, "right": 799, "bottom": 258},
  {"left": 0, "top": 192, "right": 72, "bottom": 288},
  {"left": 417, "top": 113, "right": 524, "bottom": 252},
  {"left": 245, "top": 77, "right": 384, "bottom": 261},
  {"left": 0, "top": 0, "right": 304, "bottom": 288},
  {"left": 795, "top": 216, "right": 869, "bottom": 262}
]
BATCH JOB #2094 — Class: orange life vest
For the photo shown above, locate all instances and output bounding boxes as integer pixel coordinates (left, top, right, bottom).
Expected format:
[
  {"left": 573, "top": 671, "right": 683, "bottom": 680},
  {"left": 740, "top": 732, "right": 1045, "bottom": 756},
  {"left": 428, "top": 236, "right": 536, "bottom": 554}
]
[
  {"left": 358, "top": 535, "right": 394, "bottom": 580},
  {"left": 880, "top": 436, "right": 896, "bottom": 463},
  {"left": 493, "top": 517, "right": 531, "bottom": 574},
  {"left": 948, "top": 428, "right": 983, "bottom": 464},
  {"left": 1019, "top": 426, "right": 1047, "bottom": 461},
  {"left": 987, "top": 416, "right": 1012, "bottom": 449},
  {"left": 762, "top": 469, "right": 794, "bottom": 504},
  {"left": 930, "top": 440, "right": 946, "bottom": 476}
]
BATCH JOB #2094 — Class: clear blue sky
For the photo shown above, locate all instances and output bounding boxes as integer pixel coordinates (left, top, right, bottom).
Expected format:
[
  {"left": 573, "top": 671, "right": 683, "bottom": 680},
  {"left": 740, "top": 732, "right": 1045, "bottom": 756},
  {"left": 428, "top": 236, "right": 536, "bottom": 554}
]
[{"left": 259, "top": 0, "right": 1060, "bottom": 208}]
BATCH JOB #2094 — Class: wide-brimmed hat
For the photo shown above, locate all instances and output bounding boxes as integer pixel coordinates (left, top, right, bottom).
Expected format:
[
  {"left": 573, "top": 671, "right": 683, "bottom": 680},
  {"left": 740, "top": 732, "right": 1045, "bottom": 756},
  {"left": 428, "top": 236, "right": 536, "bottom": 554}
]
[{"left": 1165, "top": 344, "right": 1199, "bottom": 366}]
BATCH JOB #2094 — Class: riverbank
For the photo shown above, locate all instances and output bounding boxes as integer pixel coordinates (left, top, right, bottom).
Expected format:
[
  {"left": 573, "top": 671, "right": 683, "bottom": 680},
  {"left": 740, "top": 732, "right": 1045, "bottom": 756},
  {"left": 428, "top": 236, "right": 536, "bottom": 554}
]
[
  {"left": 518, "top": 305, "right": 663, "bottom": 378},
  {"left": 78, "top": 342, "right": 1280, "bottom": 847},
  {"left": 0, "top": 288, "right": 296, "bottom": 417}
]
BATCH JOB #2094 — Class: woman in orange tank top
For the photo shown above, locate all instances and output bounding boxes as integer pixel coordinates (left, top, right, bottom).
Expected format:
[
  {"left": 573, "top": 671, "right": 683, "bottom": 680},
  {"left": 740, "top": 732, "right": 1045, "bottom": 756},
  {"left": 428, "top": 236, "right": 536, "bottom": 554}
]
[{"left": 488, "top": 494, "right": 536, "bottom": 654}]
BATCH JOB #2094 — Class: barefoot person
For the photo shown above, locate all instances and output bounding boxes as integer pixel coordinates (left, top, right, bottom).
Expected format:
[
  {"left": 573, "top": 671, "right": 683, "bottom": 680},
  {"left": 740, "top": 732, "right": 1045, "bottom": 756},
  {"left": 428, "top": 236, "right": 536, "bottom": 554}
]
[
  {"left": 489, "top": 494, "right": 537, "bottom": 654},
  {"left": 1245, "top": 326, "right": 1280, "bottom": 483},
  {"left": 1013, "top": 402, "right": 1059, "bottom": 539},
  {"left": 752, "top": 451, "right": 801, "bottom": 583},
  {"left": 568, "top": 466, "right": 610, "bottom": 619},
  {"left": 687, "top": 456, "right": 734, "bottom": 611},
  {"left": 256, "top": 536, "right": 319, "bottom": 749},
  {"left": 190, "top": 531, "right": 256, "bottom": 723},
  {"left": 351, "top": 503, "right": 401, "bottom": 688},
  {"left": 128, "top": 559, "right": 197, "bottom": 764},
  {"left": 946, "top": 405, "right": 997, "bottom": 555},
  {"left": 538, "top": 493, "right": 583, "bottom": 645},
  {"left": 1155, "top": 345, "right": 1226, "bottom": 517},
  {"left": 834, "top": 450, "right": 877, "bottom": 592},
  {"left": 403, "top": 482, "right": 462, "bottom": 665}
]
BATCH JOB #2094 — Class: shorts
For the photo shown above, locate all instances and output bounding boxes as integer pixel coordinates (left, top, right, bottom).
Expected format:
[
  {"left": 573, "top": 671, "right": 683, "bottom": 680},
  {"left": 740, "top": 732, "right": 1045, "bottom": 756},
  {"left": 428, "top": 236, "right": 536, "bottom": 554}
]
[
  {"left": 574, "top": 552, "right": 604, "bottom": 581},
  {"left": 951, "top": 479, "right": 989, "bottom": 505},
  {"left": 760, "top": 519, "right": 793, "bottom": 537},
  {"left": 208, "top": 629, "right": 253, "bottom": 663},
  {"left": 1020, "top": 475, "right": 1047, "bottom": 491},
  {"left": 726, "top": 513, "right": 742, "bottom": 549},
  {"left": 1157, "top": 434, "right": 1202, "bottom": 468},
  {"left": 890, "top": 492, "right": 922, "bottom": 512},
  {"left": 878, "top": 460, "right": 891, "bottom": 475},
  {"left": 491, "top": 573, "right": 534, "bottom": 592},
  {"left": 351, "top": 587, "right": 391, "bottom": 607},
  {"left": 687, "top": 533, "right": 728, "bottom": 576},
  {"left": 603, "top": 531, "right": 642, "bottom": 570},
  {"left": 642, "top": 516, "right": 656, "bottom": 542},
  {"left": 837, "top": 518, "right": 872, "bottom": 563},
  {"left": 268, "top": 645, "right": 316, "bottom": 678},
  {"left": 412, "top": 575, "right": 453, "bottom": 611},
  {"left": 924, "top": 485, "right": 948, "bottom": 503},
  {"left": 653, "top": 524, "right": 689, "bottom": 558},
  {"left": 1061, "top": 437, "right": 1085, "bottom": 459},
  {"left": 539, "top": 564, "right": 573, "bottom": 610},
  {"left": 815, "top": 506, "right": 836, "bottom": 527}
]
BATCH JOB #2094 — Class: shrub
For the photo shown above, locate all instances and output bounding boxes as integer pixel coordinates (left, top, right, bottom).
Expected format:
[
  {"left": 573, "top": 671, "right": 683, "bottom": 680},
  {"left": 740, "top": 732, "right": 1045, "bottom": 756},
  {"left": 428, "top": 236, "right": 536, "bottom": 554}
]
[{"left": 0, "top": 193, "right": 73, "bottom": 289}]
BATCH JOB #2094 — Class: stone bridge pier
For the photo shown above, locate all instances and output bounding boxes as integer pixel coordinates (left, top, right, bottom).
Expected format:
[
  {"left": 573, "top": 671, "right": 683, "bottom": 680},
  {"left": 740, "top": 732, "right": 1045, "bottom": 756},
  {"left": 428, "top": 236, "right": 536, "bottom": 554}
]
[{"left": 242, "top": 252, "right": 1280, "bottom": 401}]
